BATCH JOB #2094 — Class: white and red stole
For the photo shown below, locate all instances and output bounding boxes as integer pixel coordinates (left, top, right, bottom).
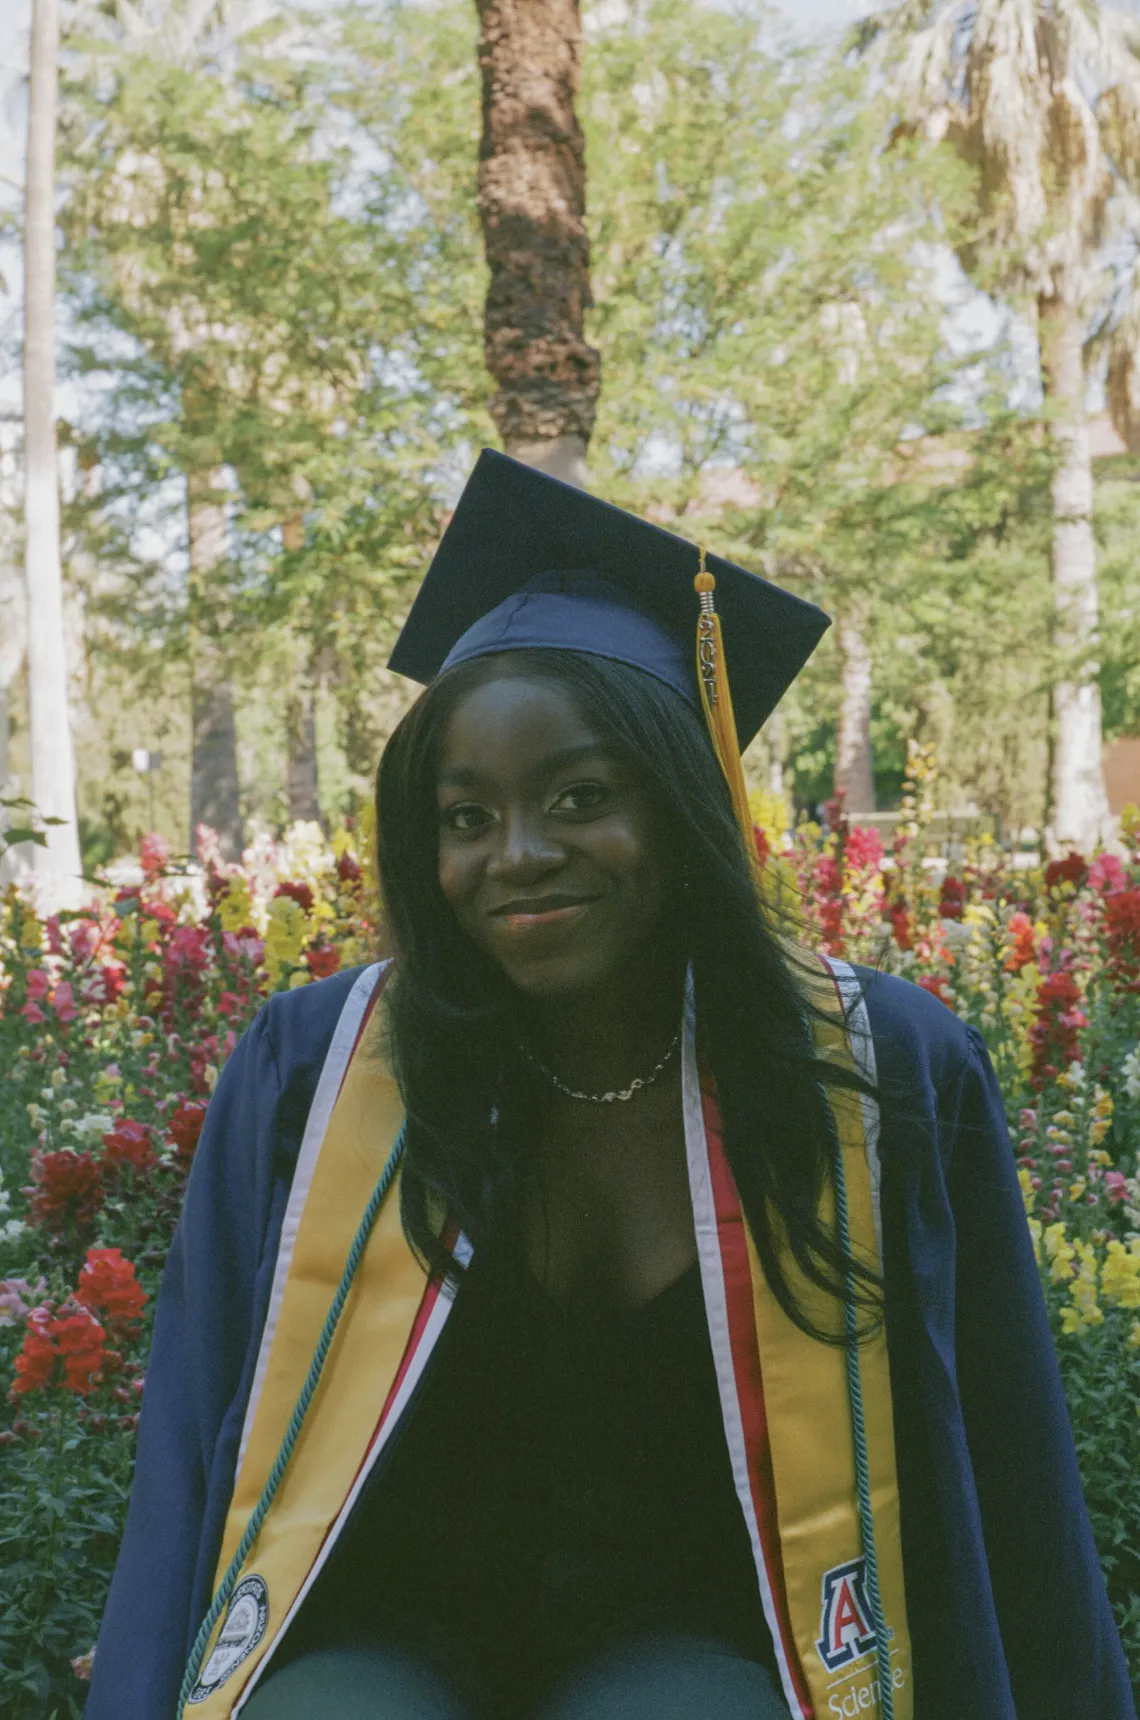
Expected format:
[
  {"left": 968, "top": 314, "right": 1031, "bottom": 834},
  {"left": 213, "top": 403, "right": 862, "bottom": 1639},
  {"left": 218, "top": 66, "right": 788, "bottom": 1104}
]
[{"left": 187, "top": 960, "right": 912, "bottom": 1718}]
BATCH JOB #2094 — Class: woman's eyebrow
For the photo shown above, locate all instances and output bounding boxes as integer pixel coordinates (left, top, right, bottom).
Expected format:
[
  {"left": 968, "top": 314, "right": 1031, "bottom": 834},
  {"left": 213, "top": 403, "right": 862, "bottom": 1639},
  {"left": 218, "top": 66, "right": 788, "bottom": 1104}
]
[{"left": 436, "top": 741, "right": 613, "bottom": 792}]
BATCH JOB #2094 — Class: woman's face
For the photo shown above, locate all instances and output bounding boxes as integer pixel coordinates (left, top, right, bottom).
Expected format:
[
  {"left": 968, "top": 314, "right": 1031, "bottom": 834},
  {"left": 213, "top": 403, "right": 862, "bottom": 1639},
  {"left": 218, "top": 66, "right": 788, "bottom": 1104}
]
[{"left": 435, "top": 674, "right": 673, "bottom": 1001}]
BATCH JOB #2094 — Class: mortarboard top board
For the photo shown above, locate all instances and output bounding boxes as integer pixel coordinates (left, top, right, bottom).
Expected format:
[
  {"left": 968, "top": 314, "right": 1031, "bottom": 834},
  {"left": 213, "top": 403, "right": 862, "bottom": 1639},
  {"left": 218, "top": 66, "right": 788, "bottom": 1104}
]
[{"left": 388, "top": 448, "right": 830, "bottom": 751}]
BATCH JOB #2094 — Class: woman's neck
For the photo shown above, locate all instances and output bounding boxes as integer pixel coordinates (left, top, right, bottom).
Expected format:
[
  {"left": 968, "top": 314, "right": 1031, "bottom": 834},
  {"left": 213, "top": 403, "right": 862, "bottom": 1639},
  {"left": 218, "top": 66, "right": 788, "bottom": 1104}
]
[{"left": 522, "top": 944, "right": 686, "bottom": 1096}]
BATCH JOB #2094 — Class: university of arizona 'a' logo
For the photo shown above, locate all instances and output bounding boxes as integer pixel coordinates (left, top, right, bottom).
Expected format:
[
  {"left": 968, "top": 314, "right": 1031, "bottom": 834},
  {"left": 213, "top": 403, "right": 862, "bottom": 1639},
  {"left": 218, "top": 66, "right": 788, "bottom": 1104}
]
[{"left": 816, "top": 1557, "right": 876, "bottom": 1672}]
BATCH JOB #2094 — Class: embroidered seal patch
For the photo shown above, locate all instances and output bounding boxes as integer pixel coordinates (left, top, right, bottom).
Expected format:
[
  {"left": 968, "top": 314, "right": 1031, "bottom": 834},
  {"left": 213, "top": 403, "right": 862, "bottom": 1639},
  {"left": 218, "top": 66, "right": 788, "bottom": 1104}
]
[{"left": 187, "top": 1574, "right": 269, "bottom": 1703}]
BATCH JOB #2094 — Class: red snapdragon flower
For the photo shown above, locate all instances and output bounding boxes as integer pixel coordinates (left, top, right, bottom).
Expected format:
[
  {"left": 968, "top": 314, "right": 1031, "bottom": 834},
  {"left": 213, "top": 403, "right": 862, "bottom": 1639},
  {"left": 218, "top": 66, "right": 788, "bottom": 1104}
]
[
  {"left": 166, "top": 1100, "right": 208, "bottom": 1169},
  {"left": 305, "top": 945, "right": 340, "bottom": 980},
  {"left": 77, "top": 1249, "right": 148, "bottom": 1324},
  {"left": 28, "top": 1150, "right": 104, "bottom": 1236},
  {"left": 8, "top": 1301, "right": 108, "bottom": 1398},
  {"left": 101, "top": 1119, "right": 156, "bottom": 1175},
  {"left": 1044, "top": 853, "right": 1088, "bottom": 891},
  {"left": 9, "top": 1307, "right": 57, "bottom": 1396},
  {"left": 53, "top": 1306, "right": 108, "bottom": 1394},
  {"left": 938, "top": 877, "right": 966, "bottom": 921},
  {"left": 275, "top": 880, "right": 314, "bottom": 913},
  {"left": 83, "top": 964, "right": 126, "bottom": 1007},
  {"left": 917, "top": 974, "right": 953, "bottom": 1007},
  {"left": 886, "top": 903, "right": 912, "bottom": 952},
  {"left": 336, "top": 851, "right": 362, "bottom": 885},
  {"left": 1104, "top": 888, "right": 1140, "bottom": 987},
  {"left": 845, "top": 825, "right": 883, "bottom": 872},
  {"left": 1028, "top": 970, "right": 1088, "bottom": 1087},
  {"left": 1004, "top": 911, "right": 1036, "bottom": 972}
]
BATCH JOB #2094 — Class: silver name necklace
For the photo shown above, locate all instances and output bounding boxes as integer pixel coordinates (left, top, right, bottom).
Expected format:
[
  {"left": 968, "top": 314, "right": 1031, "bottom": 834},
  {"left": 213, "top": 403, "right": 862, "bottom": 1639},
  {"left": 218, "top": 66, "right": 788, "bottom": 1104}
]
[{"left": 518, "top": 1027, "right": 682, "bottom": 1104}]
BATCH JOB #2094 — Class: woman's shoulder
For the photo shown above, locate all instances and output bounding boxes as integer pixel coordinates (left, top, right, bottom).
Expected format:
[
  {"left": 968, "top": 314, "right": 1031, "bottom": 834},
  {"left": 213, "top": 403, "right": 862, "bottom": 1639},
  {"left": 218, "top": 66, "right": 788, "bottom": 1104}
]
[
  {"left": 256, "top": 962, "right": 376, "bottom": 1067},
  {"left": 206, "top": 965, "right": 379, "bottom": 1162},
  {"left": 843, "top": 961, "right": 978, "bottom": 1098}
]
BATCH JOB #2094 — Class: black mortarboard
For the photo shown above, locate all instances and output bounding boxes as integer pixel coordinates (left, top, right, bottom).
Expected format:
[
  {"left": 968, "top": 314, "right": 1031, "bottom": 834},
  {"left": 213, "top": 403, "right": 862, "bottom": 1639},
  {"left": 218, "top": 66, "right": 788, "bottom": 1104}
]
[{"left": 388, "top": 449, "right": 829, "bottom": 752}]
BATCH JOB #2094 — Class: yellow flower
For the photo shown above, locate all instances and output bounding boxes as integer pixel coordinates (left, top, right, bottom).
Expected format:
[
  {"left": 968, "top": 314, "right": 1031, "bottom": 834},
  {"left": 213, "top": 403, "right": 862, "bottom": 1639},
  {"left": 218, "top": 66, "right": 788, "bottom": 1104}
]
[
  {"left": 1102, "top": 1240, "right": 1140, "bottom": 1311},
  {"left": 759, "top": 854, "right": 804, "bottom": 930},
  {"left": 749, "top": 788, "right": 790, "bottom": 845},
  {"left": 1018, "top": 1167, "right": 1036, "bottom": 1213},
  {"left": 264, "top": 896, "right": 308, "bottom": 985},
  {"left": 1068, "top": 1179, "right": 1086, "bottom": 1202},
  {"left": 1027, "top": 1217, "right": 1042, "bottom": 1261},
  {"left": 19, "top": 915, "right": 42, "bottom": 951},
  {"left": 1128, "top": 1321, "right": 1140, "bottom": 1351},
  {"left": 217, "top": 879, "right": 255, "bottom": 933}
]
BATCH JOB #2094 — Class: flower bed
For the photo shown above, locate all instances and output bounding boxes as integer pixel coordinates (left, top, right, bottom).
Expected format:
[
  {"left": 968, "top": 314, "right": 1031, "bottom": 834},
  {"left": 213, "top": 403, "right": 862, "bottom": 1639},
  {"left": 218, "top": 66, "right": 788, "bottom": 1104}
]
[{"left": 1, "top": 780, "right": 1138, "bottom": 1714}]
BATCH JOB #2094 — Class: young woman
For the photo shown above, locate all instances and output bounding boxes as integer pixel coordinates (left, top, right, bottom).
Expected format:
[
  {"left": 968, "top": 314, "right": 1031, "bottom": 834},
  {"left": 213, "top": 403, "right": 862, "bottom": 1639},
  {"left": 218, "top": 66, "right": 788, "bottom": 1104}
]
[{"left": 86, "top": 453, "right": 1134, "bottom": 1720}]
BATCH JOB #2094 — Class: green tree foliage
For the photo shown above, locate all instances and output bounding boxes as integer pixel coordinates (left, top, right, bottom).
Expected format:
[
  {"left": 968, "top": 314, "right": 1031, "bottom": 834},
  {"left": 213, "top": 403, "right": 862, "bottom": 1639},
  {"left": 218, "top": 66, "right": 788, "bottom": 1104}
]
[
  {"left": 55, "top": 0, "right": 1115, "bottom": 844},
  {"left": 578, "top": 0, "right": 1061, "bottom": 823},
  {"left": 58, "top": 2, "right": 490, "bottom": 831}
]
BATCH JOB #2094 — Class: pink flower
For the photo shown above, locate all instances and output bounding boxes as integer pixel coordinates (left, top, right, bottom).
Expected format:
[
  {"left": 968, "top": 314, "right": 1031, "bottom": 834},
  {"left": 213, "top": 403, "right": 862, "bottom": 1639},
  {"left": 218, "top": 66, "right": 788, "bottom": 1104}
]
[
  {"left": 140, "top": 832, "right": 171, "bottom": 878},
  {"left": 845, "top": 825, "right": 883, "bottom": 872},
  {"left": 21, "top": 1001, "right": 46, "bottom": 1025},
  {"left": 25, "top": 969, "right": 50, "bottom": 1002},
  {"left": 69, "top": 918, "right": 101, "bottom": 964},
  {"left": 1104, "top": 1172, "right": 1128, "bottom": 1205},
  {"left": 0, "top": 1278, "right": 47, "bottom": 1328},
  {"left": 101, "top": 1119, "right": 156, "bottom": 1174},
  {"left": 52, "top": 982, "right": 78, "bottom": 1023},
  {"left": 1088, "top": 854, "right": 1125, "bottom": 896},
  {"left": 222, "top": 930, "right": 264, "bottom": 965}
]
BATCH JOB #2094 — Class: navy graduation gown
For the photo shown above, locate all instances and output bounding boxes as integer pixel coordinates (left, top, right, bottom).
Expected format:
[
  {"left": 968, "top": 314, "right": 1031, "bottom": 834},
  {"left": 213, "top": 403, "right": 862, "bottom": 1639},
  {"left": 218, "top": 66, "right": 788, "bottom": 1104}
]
[{"left": 84, "top": 967, "right": 1136, "bottom": 1719}]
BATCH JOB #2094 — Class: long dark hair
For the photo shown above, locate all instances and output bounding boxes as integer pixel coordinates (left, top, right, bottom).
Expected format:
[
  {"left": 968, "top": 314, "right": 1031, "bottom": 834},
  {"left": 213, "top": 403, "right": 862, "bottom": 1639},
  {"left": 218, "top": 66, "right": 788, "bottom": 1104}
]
[{"left": 375, "top": 648, "right": 879, "bottom": 1341}]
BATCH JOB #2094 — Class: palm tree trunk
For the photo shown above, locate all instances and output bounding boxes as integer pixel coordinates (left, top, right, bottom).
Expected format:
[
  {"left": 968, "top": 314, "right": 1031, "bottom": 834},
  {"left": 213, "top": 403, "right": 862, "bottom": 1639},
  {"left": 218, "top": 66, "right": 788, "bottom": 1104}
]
[
  {"left": 187, "top": 471, "right": 243, "bottom": 860},
  {"left": 1038, "top": 295, "right": 1111, "bottom": 853},
  {"left": 475, "top": 0, "right": 600, "bottom": 488},
  {"left": 834, "top": 603, "right": 876, "bottom": 814},
  {"left": 23, "top": 0, "right": 82, "bottom": 902}
]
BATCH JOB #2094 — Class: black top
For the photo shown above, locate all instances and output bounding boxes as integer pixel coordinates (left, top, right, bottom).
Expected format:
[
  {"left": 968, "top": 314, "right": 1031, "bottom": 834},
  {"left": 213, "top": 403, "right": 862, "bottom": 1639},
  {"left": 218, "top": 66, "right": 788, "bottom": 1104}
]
[{"left": 275, "top": 1251, "right": 775, "bottom": 1716}]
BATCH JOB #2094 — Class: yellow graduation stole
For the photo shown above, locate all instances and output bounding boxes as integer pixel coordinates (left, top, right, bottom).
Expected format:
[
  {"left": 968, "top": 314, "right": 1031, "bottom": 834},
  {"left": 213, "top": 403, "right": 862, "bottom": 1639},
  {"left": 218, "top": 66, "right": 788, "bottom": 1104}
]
[{"left": 181, "top": 960, "right": 912, "bottom": 1718}]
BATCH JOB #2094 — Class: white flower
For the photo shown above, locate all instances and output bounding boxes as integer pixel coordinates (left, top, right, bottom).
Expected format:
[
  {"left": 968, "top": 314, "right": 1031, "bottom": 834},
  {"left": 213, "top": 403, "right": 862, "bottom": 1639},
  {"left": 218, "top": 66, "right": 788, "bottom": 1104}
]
[
  {"left": 0, "top": 1219, "right": 27, "bottom": 1247},
  {"left": 72, "top": 1112, "right": 114, "bottom": 1142},
  {"left": 1122, "top": 1048, "right": 1140, "bottom": 1102}
]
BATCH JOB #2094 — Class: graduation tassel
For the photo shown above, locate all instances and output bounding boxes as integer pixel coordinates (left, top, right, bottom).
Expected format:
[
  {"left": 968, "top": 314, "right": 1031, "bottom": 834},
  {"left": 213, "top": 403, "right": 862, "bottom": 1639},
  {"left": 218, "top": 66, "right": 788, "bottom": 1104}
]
[{"left": 694, "top": 549, "right": 763, "bottom": 883}]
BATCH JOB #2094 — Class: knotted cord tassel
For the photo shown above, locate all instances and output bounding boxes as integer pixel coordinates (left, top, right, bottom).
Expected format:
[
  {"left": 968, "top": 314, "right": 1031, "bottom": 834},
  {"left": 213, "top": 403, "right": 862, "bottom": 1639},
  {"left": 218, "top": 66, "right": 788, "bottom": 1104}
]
[{"left": 694, "top": 549, "right": 763, "bottom": 884}]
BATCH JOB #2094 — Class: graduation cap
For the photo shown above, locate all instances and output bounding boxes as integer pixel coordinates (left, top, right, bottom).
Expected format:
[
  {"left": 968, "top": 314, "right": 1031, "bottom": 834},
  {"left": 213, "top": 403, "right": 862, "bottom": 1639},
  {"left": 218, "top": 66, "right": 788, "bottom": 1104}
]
[{"left": 389, "top": 449, "right": 830, "bottom": 864}]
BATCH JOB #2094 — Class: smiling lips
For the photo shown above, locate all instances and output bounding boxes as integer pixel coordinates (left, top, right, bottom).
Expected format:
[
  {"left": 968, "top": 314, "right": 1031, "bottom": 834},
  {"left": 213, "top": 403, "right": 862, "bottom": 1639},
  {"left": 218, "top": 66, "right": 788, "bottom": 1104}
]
[{"left": 491, "top": 895, "right": 597, "bottom": 930}]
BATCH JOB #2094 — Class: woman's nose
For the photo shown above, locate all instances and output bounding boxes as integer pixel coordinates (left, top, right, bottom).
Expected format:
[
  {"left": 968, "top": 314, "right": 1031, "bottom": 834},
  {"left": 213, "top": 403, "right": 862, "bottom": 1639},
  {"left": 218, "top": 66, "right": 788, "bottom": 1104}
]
[{"left": 487, "top": 809, "right": 563, "bottom": 880}]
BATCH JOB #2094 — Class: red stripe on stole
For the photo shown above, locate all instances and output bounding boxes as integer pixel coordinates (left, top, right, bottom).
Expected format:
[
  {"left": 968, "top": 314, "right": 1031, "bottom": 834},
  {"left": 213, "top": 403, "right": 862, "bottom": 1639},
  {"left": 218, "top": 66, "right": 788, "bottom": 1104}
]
[
  {"left": 355, "top": 1246, "right": 451, "bottom": 1485},
  {"left": 703, "top": 1094, "right": 813, "bottom": 1718}
]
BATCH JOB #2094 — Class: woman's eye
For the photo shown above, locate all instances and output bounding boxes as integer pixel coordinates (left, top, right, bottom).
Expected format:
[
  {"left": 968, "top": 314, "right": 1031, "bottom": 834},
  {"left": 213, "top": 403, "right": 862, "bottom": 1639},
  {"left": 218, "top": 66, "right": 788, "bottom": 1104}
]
[
  {"left": 440, "top": 803, "right": 494, "bottom": 832},
  {"left": 550, "top": 781, "right": 610, "bottom": 815}
]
